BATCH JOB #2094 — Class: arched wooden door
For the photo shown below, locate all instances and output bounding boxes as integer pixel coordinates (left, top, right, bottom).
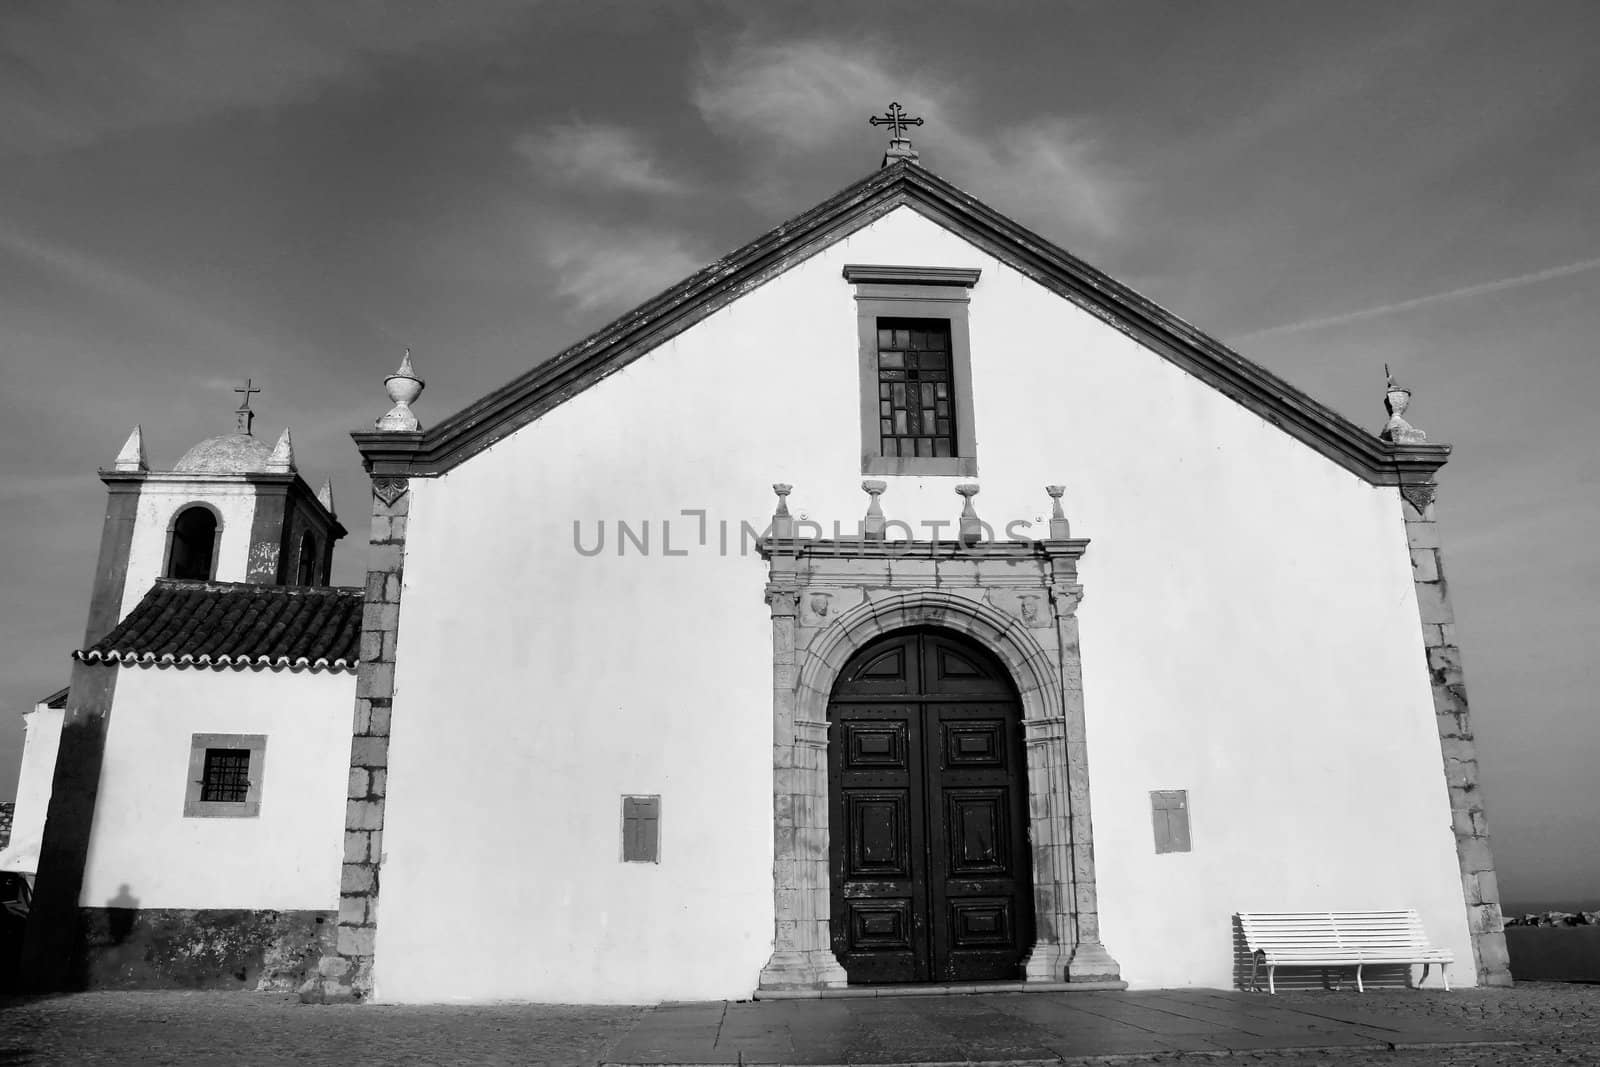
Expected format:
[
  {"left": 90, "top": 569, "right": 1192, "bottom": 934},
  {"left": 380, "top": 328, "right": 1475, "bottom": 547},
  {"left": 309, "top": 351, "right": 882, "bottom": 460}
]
[{"left": 827, "top": 627, "right": 1034, "bottom": 983}]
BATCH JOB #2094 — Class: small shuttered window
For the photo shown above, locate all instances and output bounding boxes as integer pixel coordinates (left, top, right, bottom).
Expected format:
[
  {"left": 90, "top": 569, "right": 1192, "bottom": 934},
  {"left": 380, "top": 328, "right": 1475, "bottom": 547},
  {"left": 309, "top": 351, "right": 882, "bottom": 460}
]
[
  {"left": 621, "top": 795, "right": 660, "bottom": 863},
  {"left": 1151, "top": 790, "right": 1192, "bottom": 853}
]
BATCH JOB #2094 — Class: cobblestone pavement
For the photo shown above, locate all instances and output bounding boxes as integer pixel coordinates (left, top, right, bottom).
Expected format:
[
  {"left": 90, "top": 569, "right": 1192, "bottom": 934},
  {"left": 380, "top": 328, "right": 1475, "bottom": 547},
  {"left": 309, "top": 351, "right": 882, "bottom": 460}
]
[{"left": 0, "top": 983, "right": 1594, "bottom": 1066}]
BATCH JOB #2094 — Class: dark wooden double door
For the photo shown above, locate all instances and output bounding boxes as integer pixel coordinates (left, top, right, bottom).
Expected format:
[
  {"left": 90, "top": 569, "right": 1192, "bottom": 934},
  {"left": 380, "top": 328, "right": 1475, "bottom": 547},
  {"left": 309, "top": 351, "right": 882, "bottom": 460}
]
[{"left": 828, "top": 628, "right": 1034, "bottom": 984}]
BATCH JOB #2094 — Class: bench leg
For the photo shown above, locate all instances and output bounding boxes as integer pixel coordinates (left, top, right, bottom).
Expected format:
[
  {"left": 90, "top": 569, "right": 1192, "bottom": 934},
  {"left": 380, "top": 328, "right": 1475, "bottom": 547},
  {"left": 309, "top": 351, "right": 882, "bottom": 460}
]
[
  {"left": 1268, "top": 965, "right": 1276, "bottom": 996},
  {"left": 1355, "top": 963, "right": 1364, "bottom": 993},
  {"left": 1249, "top": 952, "right": 1260, "bottom": 992}
]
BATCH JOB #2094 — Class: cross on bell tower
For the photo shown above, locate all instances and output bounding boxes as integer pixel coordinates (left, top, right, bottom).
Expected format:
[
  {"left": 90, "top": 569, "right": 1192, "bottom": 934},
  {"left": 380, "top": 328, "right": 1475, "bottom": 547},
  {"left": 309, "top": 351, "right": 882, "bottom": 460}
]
[
  {"left": 870, "top": 102, "right": 924, "bottom": 167},
  {"left": 234, "top": 377, "right": 260, "bottom": 435}
]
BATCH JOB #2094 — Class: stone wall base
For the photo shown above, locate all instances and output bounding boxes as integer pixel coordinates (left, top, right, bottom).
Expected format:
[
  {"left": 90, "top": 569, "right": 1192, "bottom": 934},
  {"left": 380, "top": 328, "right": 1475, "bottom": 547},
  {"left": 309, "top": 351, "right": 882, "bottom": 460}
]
[
  {"left": 62, "top": 908, "right": 335, "bottom": 991},
  {"left": 757, "top": 948, "right": 849, "bottom": 991}
]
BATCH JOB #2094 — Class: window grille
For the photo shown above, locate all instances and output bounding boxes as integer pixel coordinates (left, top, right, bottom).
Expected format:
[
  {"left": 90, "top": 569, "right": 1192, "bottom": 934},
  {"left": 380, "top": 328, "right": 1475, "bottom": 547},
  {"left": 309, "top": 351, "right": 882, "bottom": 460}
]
[
  {"left": 201, "top": 748, "right": 251, "bottom": 803},
  {"left": 876, "top": 318, "right": 956, "bottom": 459}
]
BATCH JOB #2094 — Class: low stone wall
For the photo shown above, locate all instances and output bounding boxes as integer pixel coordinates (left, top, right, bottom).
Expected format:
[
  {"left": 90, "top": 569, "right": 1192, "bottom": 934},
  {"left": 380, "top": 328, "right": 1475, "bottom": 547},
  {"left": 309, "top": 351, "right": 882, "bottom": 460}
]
[
  {"left": 72, "top": 908, "right": 335, "bottom": 990},
  {"left": 1506, "top": 926, "right": 1600, "bottom": 983}
]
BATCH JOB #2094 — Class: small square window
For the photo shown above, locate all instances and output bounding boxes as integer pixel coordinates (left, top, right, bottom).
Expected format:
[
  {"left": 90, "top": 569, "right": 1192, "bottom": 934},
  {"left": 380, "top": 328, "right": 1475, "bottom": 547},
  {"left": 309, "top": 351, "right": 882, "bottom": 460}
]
[
  {"left": 185, "top": 733, "right": 266, "bottom": 818},
  {"left": 621, "top": 795, "right": 660, "bottom": 863},
  {"left": 1151, "top": 789, "right": 1191, "bottom": 854},
  {"left": 201, "top": 748, "right": 251, "bottom": 803}
]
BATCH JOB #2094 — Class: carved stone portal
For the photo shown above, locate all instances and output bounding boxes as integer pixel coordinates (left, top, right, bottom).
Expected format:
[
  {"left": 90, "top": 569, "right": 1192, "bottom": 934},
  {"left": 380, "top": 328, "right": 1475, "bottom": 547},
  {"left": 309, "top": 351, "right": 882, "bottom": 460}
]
[{"left": 756, "top": 533, "right": 1123, "bottom": 991}]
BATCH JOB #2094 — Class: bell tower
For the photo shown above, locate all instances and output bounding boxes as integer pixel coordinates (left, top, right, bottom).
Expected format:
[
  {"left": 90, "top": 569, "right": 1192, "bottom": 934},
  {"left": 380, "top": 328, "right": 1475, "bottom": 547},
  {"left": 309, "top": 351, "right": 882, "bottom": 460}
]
[{"left": 83, "top": 382, "right": 346, "bottom": 645}]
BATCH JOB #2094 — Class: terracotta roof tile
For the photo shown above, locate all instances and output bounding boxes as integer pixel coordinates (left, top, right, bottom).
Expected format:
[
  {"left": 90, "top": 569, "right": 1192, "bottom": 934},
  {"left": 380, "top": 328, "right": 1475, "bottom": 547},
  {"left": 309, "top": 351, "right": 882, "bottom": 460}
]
[{"left": 77, "top": 580, "right": 362, "bottom": 672}]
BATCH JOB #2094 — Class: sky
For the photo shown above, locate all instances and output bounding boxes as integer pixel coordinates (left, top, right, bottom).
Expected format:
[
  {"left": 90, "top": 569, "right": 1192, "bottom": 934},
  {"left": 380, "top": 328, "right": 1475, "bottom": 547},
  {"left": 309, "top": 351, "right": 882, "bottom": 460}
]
[{"left": 0, "top": 0, "right": 1596, "bottom": 910}]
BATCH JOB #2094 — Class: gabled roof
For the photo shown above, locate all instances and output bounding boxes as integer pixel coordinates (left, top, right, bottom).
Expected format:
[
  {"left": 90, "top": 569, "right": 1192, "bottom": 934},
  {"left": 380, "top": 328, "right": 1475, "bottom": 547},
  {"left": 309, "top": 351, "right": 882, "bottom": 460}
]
[
  {"left": 76, "top": 580, "right": 362, "bottom": 672},
  {"left": 353, "top": 161, "right": 1448, "bottom": 487}
]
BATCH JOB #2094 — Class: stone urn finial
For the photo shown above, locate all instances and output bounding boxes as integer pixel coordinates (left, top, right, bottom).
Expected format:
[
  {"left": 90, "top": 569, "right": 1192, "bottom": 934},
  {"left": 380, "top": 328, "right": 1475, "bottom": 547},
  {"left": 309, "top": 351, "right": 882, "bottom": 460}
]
[
  {"left": 860, "top": 480, "right": 887, "bottom": 540},
  {"left": 376, "top": 348, "right": 425, "bottom": 432},
  {"left": 772, "top": 483, "right": 794, "bottom": 538},
  {"left": 1045, "top": 485, "right": 1071, "bottom": 539},
  {"left": 955, "top": 483, "right": 982, "bottom": 546},
  {"left": 1380, "top": 363, "right": 1426, "bottom": 444}
]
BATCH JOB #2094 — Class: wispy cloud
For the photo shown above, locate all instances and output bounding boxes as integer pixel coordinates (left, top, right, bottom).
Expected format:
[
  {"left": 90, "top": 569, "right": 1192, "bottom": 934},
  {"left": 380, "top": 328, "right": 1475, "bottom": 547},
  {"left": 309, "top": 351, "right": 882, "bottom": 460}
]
[
  {"left": 1233, "top": 255, "right": 1600, "bottom": 339},
  {"left": 0, "top": 220, "right": 290, "bottom": 361},
  {"left": 516, "top": 122, "right": 690, "bottom": 196},
  {"left": 535, "top": 223, "right": 705, "bottom": 314},
  {"left": 0, "top": 1, "right": 530, "bottom": 155},
  {"left": 693, "top": 37, "right": 1129, "bottom": 241}
]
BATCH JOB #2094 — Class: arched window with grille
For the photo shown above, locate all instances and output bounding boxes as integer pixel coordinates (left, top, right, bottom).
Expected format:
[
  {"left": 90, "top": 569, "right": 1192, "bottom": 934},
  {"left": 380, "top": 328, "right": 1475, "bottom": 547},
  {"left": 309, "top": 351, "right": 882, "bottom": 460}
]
[{"left": 166, "top": 505, "right": 220, "bottom": 580}]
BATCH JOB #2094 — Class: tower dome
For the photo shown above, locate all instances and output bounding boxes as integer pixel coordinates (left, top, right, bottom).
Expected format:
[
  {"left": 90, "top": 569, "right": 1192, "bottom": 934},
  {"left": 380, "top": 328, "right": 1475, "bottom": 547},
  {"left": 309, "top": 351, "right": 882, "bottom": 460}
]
[{"left": 172, "top": 432, "right": 273, "bottom": 473}]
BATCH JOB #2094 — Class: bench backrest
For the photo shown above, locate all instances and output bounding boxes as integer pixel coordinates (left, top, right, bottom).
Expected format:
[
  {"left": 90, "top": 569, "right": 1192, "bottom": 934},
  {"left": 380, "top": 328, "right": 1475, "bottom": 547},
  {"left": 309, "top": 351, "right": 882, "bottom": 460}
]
[{"left": 1239, "top": 910, "right": 1434, "bottom": 952}]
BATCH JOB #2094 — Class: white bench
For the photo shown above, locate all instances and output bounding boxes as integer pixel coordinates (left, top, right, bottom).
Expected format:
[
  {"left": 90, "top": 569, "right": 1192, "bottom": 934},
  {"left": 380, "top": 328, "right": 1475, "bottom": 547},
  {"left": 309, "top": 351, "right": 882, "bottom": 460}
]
[{"left": 1237, "top": 910, "right": 1454, "bottom": 994}]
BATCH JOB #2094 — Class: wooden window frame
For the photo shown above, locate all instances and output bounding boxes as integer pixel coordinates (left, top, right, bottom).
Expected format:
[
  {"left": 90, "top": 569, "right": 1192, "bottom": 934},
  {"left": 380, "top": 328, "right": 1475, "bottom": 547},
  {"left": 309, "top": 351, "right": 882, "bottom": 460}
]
[
  {"left": 846, "top": 265, "right": 981, "bottom": 477},
  {"left": 184, "top": 733, "right": 266, "bottom": 818}
]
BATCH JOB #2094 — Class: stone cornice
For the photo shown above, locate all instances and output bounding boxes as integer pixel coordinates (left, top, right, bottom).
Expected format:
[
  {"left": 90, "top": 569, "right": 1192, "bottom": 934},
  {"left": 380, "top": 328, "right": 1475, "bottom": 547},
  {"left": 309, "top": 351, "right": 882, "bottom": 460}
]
[
  {"left": 841, "top": 264, "right": 981, "bottom": 287},
  {"left": 756, "top": 537, "right": 1090, "bottom": 562},
  {"left": 99, "top": 469, "right": 345, "bottom": 539},
  {"left": 352, "top": 162, "right": 1451, "bottom": 486}
]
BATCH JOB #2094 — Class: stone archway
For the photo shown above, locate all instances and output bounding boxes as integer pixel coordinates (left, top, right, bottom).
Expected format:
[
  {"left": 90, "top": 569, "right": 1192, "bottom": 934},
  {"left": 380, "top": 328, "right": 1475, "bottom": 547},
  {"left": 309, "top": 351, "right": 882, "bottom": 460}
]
[{"left": 756, "top": 535, "right": 1122, "bottom": 992}]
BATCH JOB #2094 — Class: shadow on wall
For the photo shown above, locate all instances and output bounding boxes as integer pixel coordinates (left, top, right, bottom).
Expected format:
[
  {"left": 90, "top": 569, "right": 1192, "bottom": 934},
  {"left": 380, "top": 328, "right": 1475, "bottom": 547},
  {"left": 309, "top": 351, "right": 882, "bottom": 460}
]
[
  {"left": 1230, "top": 915, "right": 1411, "bottom": 992},
  {"left": 106, "top": 884, "right": 138, "bottom": 945}
]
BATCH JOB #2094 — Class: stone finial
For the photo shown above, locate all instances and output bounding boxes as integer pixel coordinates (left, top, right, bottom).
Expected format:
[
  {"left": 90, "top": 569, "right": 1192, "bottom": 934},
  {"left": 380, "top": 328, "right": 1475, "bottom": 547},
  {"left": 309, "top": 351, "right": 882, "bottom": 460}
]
[
  {"left": 772, "top": 483, "right": 794, "bottom": 538},
  {"left": 1045, "top": 485, "right": 1071, "bottom": 539},
  {"left": 376, "top": 348, "right": 425, "bottom": 432},
  {"left": 316, "top": 477, "right": 337, "bottom": 518},
  {"left": 112, "top": 425, "right": 149, "bottom": 472},
  {"left": 266, "top": 427, "right": 296, "bottom": 473},
  {"left": 1380, "top": 363, "right": 1427, "bottom": 444},
  {"left": 861, "top": 480, "right": 887, "bottom": 540},
  {"left": 955, "top": 483, "right": 982, "bottom": 545}
]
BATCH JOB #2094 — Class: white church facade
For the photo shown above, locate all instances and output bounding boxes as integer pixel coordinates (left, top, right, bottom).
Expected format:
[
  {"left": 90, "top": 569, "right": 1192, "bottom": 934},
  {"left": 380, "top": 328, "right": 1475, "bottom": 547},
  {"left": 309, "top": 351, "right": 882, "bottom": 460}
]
[{"left": 8, "top": 140, "right": 1512, "bottom": 1002}]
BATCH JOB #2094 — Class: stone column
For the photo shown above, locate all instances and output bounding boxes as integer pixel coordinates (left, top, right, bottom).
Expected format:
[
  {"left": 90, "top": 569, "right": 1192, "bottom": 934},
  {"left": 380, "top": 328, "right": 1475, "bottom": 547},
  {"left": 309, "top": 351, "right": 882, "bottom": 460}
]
[
  {"left": 1046, "top": 568, "right": 1121, "bottom": 982},
  {"left": 1402, "top": 481, "right": 1513, "bottom": 986},
  {"left": 757, "top": 550, "right": 848, "bottom": 991},
  {"left": 1021, "top": 687, "right": 1072, "bottom": 982},
  {"left": 301, "top": 476, "right": 410, "bottom": 1002}
]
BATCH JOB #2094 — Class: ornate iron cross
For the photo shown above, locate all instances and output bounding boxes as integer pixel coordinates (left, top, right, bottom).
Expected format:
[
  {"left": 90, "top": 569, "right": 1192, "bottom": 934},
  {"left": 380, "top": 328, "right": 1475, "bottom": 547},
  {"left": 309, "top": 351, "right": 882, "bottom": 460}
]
[
  {"left": 869, "top": 102, "right": 923, "bottom": 140},
  {"left": 234, "top": 377, "right": 260, "bottom": 433}
]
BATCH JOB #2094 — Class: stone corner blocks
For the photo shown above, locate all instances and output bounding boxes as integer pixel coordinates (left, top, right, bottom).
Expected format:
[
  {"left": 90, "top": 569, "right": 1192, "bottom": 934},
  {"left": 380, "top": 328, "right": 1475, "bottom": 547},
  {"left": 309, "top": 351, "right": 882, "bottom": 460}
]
[{"left": 307, "top": 474, "right": 410, "bottom": 1004}]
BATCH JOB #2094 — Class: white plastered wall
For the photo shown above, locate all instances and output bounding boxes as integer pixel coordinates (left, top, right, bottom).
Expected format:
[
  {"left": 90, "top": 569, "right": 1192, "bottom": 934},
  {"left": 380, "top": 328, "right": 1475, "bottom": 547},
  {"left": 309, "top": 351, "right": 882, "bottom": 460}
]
[
  {"left": 79, "top": 666, "right": 353, "bottom": 910},
  {"left": 0, "top": 704, "right": 65, "bottom": 874},
  {"left": 119, "top": 481, "right": 260, "bottom": 620},
  {"left": 375, "top": 205, "right": 1471, "bottom": 1002}
]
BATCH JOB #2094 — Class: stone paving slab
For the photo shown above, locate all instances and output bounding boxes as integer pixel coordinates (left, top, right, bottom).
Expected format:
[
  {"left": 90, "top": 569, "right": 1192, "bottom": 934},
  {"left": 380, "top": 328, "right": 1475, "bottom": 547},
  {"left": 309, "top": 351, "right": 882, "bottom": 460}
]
[
  {"left": 601, "top": 991, "right": 1512, "bottom": 1064},
  {"left": 3, "top": 984, "right": 1594, "bottom": 1066}
]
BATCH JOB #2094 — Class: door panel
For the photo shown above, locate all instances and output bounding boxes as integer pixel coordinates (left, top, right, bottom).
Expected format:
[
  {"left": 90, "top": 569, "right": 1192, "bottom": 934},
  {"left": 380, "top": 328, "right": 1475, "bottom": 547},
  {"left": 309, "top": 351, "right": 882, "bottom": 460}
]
[
  {"left": 829, "top": 629, "right": 1032, "bottom": 984},
  {"left": 832, "top": 702, "right": 929, "bottom": 983}
]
